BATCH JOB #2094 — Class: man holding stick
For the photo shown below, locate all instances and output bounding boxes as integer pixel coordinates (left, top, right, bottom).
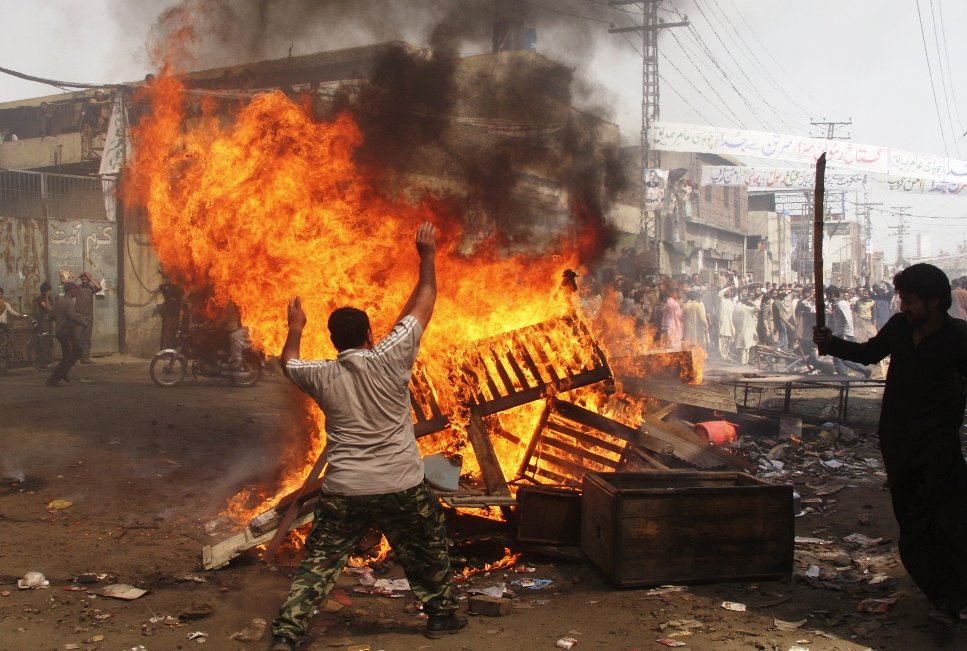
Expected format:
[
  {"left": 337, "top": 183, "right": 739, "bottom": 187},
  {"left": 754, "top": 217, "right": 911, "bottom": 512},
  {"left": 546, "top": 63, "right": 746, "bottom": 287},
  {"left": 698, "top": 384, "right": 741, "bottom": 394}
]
[
  {"left": 813, "top": 263, "right": 967, "bottom": 627},
  {"left": 268, "top": 223, "right": 466, "bottom": 650}
]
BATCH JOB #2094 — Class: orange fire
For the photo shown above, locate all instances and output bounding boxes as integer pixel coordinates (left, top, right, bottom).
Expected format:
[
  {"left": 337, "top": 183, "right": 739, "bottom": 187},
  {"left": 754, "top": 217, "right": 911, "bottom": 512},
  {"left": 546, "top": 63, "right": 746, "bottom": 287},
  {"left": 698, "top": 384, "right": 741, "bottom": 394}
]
[{"left": 123, "top": 75, "right": 702, "bottom": 529}]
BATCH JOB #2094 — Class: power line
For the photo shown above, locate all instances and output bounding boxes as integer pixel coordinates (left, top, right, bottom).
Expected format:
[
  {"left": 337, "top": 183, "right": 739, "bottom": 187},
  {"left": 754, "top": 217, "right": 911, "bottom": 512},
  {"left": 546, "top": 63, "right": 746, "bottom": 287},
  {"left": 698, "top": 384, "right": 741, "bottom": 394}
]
[
  {"left": 0, "top": 64, "right": 116, "bottom": 92},
  {"left": 517, "top": 0, "right": 614, "bottom": 24},
  {"left": 667, "top": 29, "right": 748, "bottom": 128},
  {"left": 847, "top": 200, "right": 967, "bottom": 221},
  {"left": 722, "top": 0, "right": 846, "bottom": 119},
  {"left": 685, "top": 0, "right": 798, "bottom": 132},
  {"left": 615, "top": 27, "right": 715, "bottom": 125},
  {"left": 658, "top": 70, "right": 715, "bottom": 125},
  {"left": 658, "top": 50, "right": 737, "bottom": 125},
  {"left": 706, "top": 0, "right": 811, "bottom": 121},
  {"left": 936, "top": 0, "right": 967, "bottom": 136},
  {"left": 583, "top": 0, "right": 642, "bottom": 15},
  {"left": 928, "top": 0, "right": 962, "bottom": 155},
  {"left": 678, "top": 16, "right": 779, "bottom": 131},
  {"left": 915, "top": 0, "right": 951, "bottom": 156}
]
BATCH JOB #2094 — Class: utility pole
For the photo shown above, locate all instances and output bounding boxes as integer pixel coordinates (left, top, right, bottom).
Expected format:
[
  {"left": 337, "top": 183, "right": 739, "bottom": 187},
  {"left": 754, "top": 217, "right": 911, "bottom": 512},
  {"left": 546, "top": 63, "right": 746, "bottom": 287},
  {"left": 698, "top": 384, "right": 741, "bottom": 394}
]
[
  {"left": 810, "top": 118, "right": 852, "bottom": 141},
  {"left": 811, "top": 118, "right": 859, "bottom": 282},
  {"left": 887, "top": 207, "right": 910, "bottom": 267},
  {"left": 609, "top": 1, "right": 688, "bottom": 272},
  {"left": 856, "top": 199, "right": 883, "bottom": 280},
  {"left": 810, "top": 118, "right": 853, "bottom": 219}
]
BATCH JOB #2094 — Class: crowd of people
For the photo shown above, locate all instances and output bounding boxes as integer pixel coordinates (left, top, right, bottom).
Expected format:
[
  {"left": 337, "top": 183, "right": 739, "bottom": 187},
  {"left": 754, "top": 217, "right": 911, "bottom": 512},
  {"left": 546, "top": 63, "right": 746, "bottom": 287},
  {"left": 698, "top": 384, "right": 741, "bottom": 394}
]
[{"left": 580, "top": 269, "right": 967, "bottom": 378}]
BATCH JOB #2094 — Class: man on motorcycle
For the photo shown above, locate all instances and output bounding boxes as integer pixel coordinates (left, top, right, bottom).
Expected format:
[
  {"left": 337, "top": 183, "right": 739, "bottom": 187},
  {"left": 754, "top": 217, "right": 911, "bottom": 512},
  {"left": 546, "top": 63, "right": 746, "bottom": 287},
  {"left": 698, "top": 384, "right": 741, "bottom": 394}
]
[{"left": 219, "top": 301, "right": 251, "bottom": 370}]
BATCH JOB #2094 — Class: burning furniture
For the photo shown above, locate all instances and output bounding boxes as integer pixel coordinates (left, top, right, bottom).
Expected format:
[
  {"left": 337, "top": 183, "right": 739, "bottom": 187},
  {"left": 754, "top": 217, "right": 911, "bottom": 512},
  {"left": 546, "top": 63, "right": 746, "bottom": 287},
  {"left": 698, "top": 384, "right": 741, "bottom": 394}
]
[{"left": 203, "top": 314, "right": 747, "bottom": 570}]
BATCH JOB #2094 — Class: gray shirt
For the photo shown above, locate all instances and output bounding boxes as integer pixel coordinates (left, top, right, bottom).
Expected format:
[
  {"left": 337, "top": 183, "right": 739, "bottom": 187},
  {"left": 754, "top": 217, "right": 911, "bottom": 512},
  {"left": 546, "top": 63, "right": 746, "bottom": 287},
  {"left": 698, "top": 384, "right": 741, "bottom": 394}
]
[
  {"left": 286, "top": 316, "right": 425, "bottom": 496},
  {"left": 51, "top": 295, "right": 85, "bottom": 336}
]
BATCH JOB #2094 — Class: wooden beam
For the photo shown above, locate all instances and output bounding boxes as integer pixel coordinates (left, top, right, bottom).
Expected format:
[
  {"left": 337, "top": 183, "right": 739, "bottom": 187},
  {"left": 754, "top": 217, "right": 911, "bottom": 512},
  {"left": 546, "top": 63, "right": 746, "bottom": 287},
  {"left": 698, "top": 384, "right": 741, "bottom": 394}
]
[{"left": 467, "top": 410, "right": 511, "bottom": 496}]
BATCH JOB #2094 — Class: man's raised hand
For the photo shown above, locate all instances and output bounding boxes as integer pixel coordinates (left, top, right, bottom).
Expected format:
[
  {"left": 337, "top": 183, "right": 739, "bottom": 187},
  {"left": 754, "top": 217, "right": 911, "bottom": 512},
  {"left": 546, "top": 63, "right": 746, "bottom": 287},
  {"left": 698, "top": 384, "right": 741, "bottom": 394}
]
[
  {"left": 288, "top": 296, "right": 307, "bottom": 332},
  {"left": 416, "top": 222, "right": 437, "bottom": 259}
]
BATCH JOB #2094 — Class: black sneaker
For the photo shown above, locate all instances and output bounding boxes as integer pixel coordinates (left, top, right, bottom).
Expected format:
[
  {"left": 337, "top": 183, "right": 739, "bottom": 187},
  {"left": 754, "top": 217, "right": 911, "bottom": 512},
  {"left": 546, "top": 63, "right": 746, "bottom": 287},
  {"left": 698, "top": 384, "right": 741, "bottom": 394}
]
[
  {"left": 425, "top": 613, "right": 468, "bottom": 639},
  {"left": 267, "top": 635, "right": 295, "bottom": 651}
]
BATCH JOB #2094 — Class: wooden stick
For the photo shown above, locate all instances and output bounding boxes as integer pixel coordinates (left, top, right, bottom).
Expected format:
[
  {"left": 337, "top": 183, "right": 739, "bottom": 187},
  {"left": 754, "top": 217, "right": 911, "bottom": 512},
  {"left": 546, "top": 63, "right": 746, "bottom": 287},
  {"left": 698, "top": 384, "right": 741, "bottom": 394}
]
[{"left": 813, "top": 153, "right": 827, "bottom": 330}]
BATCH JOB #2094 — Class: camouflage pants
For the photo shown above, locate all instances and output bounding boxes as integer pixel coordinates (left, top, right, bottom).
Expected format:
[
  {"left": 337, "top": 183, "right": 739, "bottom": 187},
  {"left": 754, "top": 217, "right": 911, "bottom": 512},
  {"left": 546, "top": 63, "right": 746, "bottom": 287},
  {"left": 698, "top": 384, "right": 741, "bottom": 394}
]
[{"left": 271, "top": 480, "right": 456, "bottom": 640}]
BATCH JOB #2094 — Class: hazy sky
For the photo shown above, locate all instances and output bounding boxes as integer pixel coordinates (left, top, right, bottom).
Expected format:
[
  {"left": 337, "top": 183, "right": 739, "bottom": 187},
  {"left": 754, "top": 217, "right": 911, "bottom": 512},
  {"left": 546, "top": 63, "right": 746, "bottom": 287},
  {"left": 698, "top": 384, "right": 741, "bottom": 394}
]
[{"left": 1, "top": 0, "right": 964, "bottom": 258}]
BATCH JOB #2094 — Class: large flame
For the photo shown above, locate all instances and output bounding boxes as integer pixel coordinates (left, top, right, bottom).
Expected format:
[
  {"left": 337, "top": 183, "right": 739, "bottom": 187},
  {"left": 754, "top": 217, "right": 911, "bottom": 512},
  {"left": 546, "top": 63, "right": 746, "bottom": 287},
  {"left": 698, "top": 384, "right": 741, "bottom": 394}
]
[{"left": 124, "top": 75, "right": 701, "bottom": 528}]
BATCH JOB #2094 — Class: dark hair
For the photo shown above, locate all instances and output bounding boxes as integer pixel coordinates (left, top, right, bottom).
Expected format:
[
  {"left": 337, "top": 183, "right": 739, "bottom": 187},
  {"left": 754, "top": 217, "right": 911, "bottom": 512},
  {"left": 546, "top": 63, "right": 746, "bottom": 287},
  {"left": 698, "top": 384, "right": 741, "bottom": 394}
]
[
  {"left": 327, "top": 306, "right": 371, "bottom": 351},
  {"left": 893, "top": 263, "right": 952, "bottom": 311},
  {"left": 825, "top": 285, "right": 841, "bottom": 298},
  {"left": 40, "top": 281, "right": 51, "bottom": 293}
]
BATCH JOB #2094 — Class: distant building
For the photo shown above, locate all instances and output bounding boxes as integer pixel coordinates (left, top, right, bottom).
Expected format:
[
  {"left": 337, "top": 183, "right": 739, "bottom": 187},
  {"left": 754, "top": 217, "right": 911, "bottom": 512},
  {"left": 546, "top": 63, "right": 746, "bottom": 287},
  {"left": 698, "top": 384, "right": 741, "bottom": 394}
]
[{"left": 613, "top": 148, "right": 748, "bottom": 280}]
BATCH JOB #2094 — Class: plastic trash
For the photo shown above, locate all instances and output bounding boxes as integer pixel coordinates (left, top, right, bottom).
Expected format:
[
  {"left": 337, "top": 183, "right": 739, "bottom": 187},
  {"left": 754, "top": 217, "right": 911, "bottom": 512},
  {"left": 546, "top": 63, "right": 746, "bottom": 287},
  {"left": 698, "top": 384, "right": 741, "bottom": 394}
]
[
  {"left": 17, "top": 572, "right": 49, "bottom": 589},
  {"left": 556, "top": 637, "right": 578, "bottom": 649},
  {"left": 230, "top": 617, "right": 267, "bottom": 642},
  {"left": 720, "top": 600, "right": 746, "bottom": 611},
  {"left": 423, "top": 453, "right": 462, "bottom": 491}
]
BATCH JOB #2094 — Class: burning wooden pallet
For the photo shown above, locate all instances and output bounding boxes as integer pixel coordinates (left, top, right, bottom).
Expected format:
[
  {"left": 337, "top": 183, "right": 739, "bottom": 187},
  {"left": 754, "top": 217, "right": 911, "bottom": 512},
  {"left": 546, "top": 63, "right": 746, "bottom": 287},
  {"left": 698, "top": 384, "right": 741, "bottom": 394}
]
[{"left": 202, "top": 314, "right": 737, "bottom": 569}]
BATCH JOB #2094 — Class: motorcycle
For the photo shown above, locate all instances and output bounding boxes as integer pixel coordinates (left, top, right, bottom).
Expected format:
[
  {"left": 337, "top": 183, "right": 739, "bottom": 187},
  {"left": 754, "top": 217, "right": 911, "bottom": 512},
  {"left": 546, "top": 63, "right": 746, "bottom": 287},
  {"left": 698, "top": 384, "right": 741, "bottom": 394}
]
[{"left": 149, "top": 324, "right": 264, "bottom": 388}]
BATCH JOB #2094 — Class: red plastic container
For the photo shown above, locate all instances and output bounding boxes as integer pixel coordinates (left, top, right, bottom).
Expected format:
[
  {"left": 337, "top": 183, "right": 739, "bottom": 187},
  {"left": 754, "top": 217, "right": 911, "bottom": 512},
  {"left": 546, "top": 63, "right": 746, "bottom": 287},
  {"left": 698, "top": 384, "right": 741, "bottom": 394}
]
[{"left": 695, "top": 420, "right": 738, "bottom": 445}]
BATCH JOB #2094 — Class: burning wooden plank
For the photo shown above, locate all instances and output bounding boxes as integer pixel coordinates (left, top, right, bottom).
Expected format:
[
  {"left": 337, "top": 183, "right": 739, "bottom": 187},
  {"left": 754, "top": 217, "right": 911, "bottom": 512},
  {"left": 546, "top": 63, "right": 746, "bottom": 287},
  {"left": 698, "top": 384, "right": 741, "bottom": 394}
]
[
  {"left": 619, "top": 375, "right": 737, "bottom": 413},
  {"left": 515, "top": 399, "right": 733, "bottom": 489},
  {"left": 450, "top": 314, "right": 612, "bottom": 417}
]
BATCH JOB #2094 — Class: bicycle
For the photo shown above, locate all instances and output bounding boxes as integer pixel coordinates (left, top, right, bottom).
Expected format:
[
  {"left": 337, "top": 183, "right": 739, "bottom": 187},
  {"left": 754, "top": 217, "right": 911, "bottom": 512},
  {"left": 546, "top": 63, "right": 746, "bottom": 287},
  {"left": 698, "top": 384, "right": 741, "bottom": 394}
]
[
  {"left": 26, "top": 318, "right": 59, "bottom": 371},
  {"left": 752, "top": 343, "right": 816, "bottom": 374}
]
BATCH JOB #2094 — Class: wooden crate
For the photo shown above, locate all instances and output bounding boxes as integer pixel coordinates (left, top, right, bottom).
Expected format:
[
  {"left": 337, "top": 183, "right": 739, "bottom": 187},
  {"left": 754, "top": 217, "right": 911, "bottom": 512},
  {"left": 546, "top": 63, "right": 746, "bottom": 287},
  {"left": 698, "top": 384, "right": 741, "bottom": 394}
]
[
  {"left": 515, "top": 486, "right": 583, "bottom": 545},
  {"left": 581, "top": 471, "right": 793, "bottom": 587}
]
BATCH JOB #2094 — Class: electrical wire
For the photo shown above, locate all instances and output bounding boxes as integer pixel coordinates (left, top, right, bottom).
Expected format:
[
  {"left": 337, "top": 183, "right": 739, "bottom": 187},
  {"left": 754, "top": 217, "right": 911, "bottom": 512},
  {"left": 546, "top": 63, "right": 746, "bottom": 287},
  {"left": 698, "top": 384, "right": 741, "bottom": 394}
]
[
  {"left": 707, "top": 0, "right": 811, "bottom": 122},
  {"left": 915, "top": 0, "right": 951, "bottom": 156},
  {"left": 679, "top": 19, "right": 778, "bottom": 132},
  {"left": 666, "top": 29, "right": 748, "bottom": 128},
  {"left": 847, "top": 200, "right": 967, "bottom": 221},
  {"left": 928, "top": 0, "right": 962, "bottom": 155},
  {"left": 515, "top": 0, "right": 614, "bottom": 24},
  {"left": 685, "top": 0, "right": 797, "bottom": 132},
  {"left": 614, "top": 30, "right": 716, "bottom": 126},
  {"left": 0, "top": 65, "right": 116, "bottom": 92},
  {"left": 658, "top": 50, "right": 739, "bottom": 126},
  {"left": 722, "top": 0, "right": 846, "bottom": 119},
  {"left": 936, "top": 0, "right": 967, "bottom": 137},
  {"left": 582, "top": 0, "right": 642, "bottom": 16}
]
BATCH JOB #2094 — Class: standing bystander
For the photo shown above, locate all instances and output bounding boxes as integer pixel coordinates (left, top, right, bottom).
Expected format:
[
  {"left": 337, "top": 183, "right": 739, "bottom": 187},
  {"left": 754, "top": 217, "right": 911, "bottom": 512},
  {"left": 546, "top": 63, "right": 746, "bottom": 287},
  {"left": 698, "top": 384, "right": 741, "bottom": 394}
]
[
  {"left": 825, "top": 286, "right": 871, "bottom": 377},
  {"left": 814, "top": 263, "right": 967, "bottom": 628},
  {"left": 717, "top": 287, "right": 735, "bottom": 360},
  {"left": 46, "top": 283, "right": 85, "bottom": 387},
  {"left": 661, "top": 288, "right": 684, "bottom": 349},
  {"left": 732, "top": 296, "right": 757, "bottom": 365},
  {"left": 681, "top": 291, "right": 708, "bottom": 350},
  {"left": 75, "top": 272, "right": 101, "bottom": 363}
]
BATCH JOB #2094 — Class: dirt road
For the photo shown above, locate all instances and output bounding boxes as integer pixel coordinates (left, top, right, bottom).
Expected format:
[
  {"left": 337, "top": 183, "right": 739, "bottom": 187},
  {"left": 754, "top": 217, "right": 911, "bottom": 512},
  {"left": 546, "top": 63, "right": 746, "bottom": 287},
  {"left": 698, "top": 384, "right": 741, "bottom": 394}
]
[{"left": 0, "top": 357, "right": 960, "bottom": 650}]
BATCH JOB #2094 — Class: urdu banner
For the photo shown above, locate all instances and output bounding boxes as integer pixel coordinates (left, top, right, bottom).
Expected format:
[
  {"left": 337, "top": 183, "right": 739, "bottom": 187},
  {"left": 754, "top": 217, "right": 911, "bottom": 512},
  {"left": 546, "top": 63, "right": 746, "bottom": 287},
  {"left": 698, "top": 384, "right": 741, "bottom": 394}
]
[
  {"left": 701, "top": 165, "right": 967, "bottom": 198},
  {"left": 652, "top": 122, "right": 967, "bottom": 183}
]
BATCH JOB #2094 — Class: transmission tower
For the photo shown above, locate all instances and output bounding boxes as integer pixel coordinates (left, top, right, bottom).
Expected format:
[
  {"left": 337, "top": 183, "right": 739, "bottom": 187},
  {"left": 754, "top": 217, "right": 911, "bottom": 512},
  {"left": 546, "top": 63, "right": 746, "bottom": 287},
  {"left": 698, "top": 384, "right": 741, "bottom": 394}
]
[{"left": 609, "top": 1, "right": 687, "bottom": 271}]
